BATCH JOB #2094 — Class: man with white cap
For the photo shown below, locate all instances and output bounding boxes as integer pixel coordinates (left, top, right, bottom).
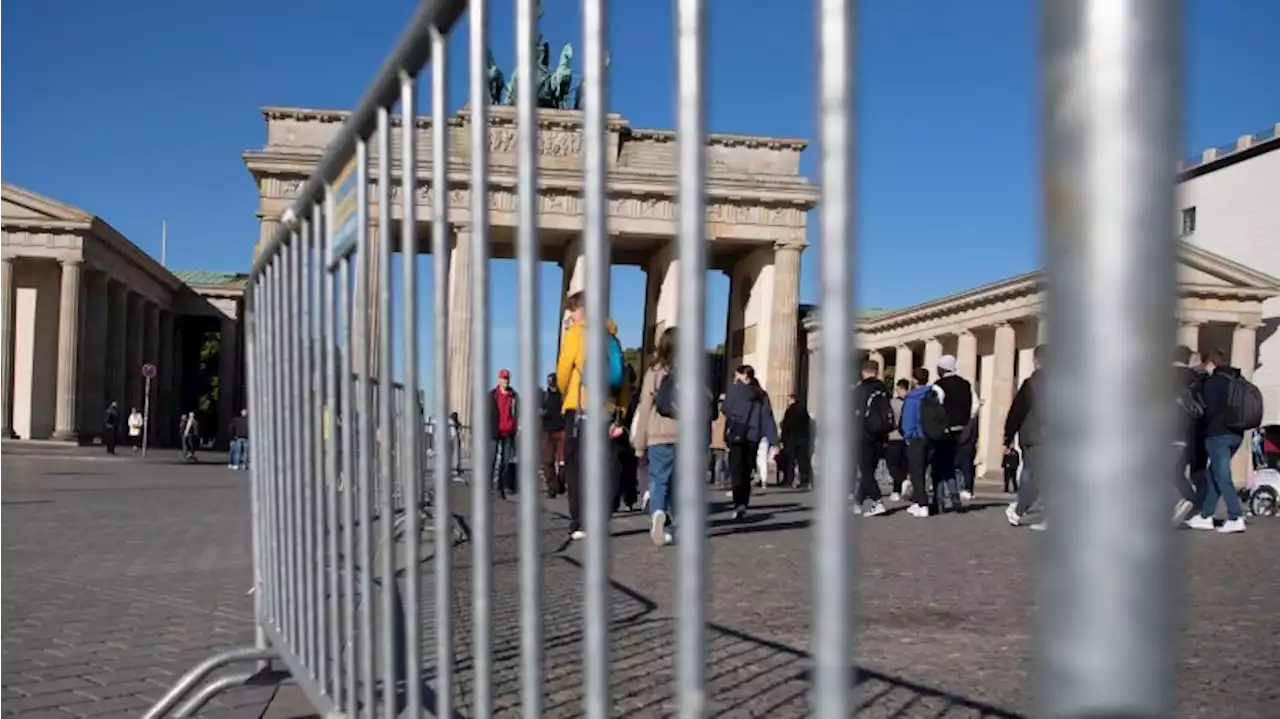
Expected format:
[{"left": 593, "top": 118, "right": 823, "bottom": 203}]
[{"left": 931, "top": 354, "right": 980, "bottom": 511}]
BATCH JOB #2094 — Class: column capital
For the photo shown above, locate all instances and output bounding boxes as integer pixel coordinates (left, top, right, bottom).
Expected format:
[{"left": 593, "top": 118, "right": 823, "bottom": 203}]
[
  {"left": 59, "top": 257, "right": 85, "bottom": 269},
  {"left": 991, "top": 320, "right": 1013, "bottom": 330},
  {"left": 1235, "top": 320, "right": 1264, "bottom": 331},
  {"left": 1178, "top": 319, "right": 1202, "bottom": 328},
  {"left": 773, "top": 239, "right": 807, "bottom": 252},
  {"left": 956, "top": 328, "right": 975, "bottom": 337}
]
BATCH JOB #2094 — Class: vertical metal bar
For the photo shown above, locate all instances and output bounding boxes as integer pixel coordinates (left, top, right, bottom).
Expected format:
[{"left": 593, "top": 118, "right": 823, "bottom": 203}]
[
  {"left": 514, "top": 0, "right": 543, "bottom": 715},
  {"left": 813, "top": 0, "right": 857, "bottom": 716},
  {"left": 299, "top": 215, "right": 316, "bottom": 677},
  {"left": 674, "top": 0, "right": 708, "bottom": 715},
  {"left": 323, "top": 191, "right": 342, "bottom": 706},
  {"left": 353, "top": 136, "right": 377, "bottom": 719},
  {"left": 375, "top": 106, "right": 397, "bottom": 719},
  {"left": 268, "top": 262, "right": 282, "bottom": 634},
  {"left": 284, "top": 230, "right": 300, "bottom": 653},
  {"left": 468, "top": 0, "right": 494, "bottom": 714},
  {"left": 291, "top": 225, "right": 306, "bottom": 659},
  {"left": 1038, "top": 2, "right": 1180, "bottom": 717},
  {"left": 581, "top": 0, "right": 610, "bottom": 715},
  {"left": 429, "top": 24, "right": 454, "bottom": 719},
  {"left": 339, "top": 252, "right": 358, "bottom": 716},
  {"left": 258, "top": 271, "right": 273, "bottom": 632},
  {"left": 398, "top": 68, "right": 423, "bottom": 719},
  {"left": 310, "top": 203, "right": 327, "bottom": 686}
]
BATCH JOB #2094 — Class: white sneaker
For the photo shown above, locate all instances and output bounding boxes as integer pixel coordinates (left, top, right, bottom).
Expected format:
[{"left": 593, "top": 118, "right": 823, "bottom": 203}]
[
  {"left": 908, "top": 503, "right": 929, "bottom": 518},
  {"left": 725, "top": 490, "right": 734, "bottom": 498},
  {"left": 889, "top": 492, "right": 901, "bottom": 502},
  {"left": 650, "top": 510, "right": 668, "bottom": 546},
  {"left": 662, "top": 531, "right": 674, "bottom": 545},
  {"left": 570, "top": 530, "right": 586, "bottom": 541},
  {"left": 732, "top": 506, "right": 747, "bottom": 520},
  {"left": 1216, "top": 518, "right": 1246, "bottom": 534},
  {"left": 960, "top": 490, "right": 973, "bottom": 501},
  {"left": 1005, "top": 503, "right": 1021, "bottom": 527},
  {"left": 865, "top": 502, "right": 887, "bottom": 517},
  {"left": 1029, "top": 521, "right": 1047, "bottom": 532},
  {"left": 1183, "top": 515, "right": 1215, "bottom": 531},
  {"left": 851, "top": 504, "right": 863, "bottom": 516},
  {"left": 1171, "top": 499, "right": 1195, "bottom": 527},
  {"left": 902, "top": 480, "right": 913, "bottom": 497},
  {"left": 228, "top": 463, "right": 236, "bottom": 469},
  {"left": 640, "top": 490, "right": 651, "bottom": 512}
]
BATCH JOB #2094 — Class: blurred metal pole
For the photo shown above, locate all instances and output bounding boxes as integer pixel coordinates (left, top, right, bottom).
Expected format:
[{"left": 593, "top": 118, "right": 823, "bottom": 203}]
[
  {"left": 674, "top": 0, "right": 708, "bottom": 715},
  {"left": 514, "top": 0, "right": 544, "bottom": 716},
  {"left": 813, "top": 0, "right": 857, "bottom": 717},
  {"left": 581, "top": 0, "right": 611, "bottom": 715},
  {"left": 1038, "top": 1, "right": 1181, "bottom": 717}
]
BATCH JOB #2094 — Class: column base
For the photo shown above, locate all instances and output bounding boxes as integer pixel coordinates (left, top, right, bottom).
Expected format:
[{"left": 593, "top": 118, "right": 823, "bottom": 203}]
[{"left": 50, "top": 430, "right": 81, "bottom": 443}]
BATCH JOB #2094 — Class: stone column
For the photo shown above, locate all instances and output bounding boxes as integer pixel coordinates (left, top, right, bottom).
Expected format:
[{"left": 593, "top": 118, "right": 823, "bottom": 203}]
[
  {"left": 923, "top": 338, "right": 943, "bottom": 381},
  {"left": 1, "top": 257, "right": 16, "bottom": 438},
  {"left": 723, "top": 267, "right": 744, "bottom": 376},
  {"left": 1231, "top": 322, "right": 1260, "bottom": 487},
  {"left": 144, "top": 304, "right": 160, "bottom": 442},
  {"left": 255, "top": 215, "right": 280, "bottom": 265},
  {"left": 558, "top": 235, "right": 586, "bottom": 355},
  {"left": 893, "top": 344, "right": 914, "bottom": 386},
  {"left": 52, "top": 259, "right": 84, "bottom": 441},
  {"left": 447, "top": 227, "right": 474, "bottom": 430},
  {"left": 219, "top": 316, "right": 239, "bottom": 448},
  {"left": 641, "top": 263, "right": 661, "bottom": 368},
  {"left": 125, "top": 293, "right": 144, "bottom": 408},
  {"left": 108, "top": 283, "right": 129, "bottom": 410},
  {"left": 159, "top": 310, "right": 175, "bottom": 445},
  {"left": 1177, "top": 321, "right": 1201, "bottom": 353},
  {"left": 982, "top": 322, "right": 1018, "bottom": 472},
  {"left": 956, "top": 329, "right": 978, "bottom": 381},
  {"left": 81, "top": 272, "right": 109, "bottom": 438},
  {"left": 766, "top": 242, "right": 802, "bottom": 415}
]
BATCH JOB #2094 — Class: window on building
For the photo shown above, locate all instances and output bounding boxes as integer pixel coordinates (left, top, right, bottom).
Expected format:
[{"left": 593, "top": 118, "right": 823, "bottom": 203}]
[{"left": 1181, "top": 206, "right": 1197, "bottom": 236}]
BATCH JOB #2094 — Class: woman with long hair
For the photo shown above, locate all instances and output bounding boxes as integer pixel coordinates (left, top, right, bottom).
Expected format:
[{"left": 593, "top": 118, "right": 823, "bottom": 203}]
[{"left": 631, "top": 327, "right": 679, "bottom": 546}]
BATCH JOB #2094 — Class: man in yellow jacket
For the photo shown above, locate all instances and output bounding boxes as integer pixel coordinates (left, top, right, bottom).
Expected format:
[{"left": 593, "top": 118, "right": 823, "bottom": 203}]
[{"left": 555, "top": 291, "right": 631, "bottom": 540}]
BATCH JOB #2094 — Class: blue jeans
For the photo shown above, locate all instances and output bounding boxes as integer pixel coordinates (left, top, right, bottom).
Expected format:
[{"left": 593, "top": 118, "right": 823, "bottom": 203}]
[
  {"left": 229, "top": 438, "right": 248, "bottom": 468},
  {"left": 646, "top": 444, "right": 676, "bottom": 518},
  {"left": 1202, "top": 434, "right": 1243, "bottom": 521}
]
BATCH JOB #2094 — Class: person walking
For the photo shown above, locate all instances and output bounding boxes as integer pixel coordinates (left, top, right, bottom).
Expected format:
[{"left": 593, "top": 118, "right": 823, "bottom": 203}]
[
  {"left": 181, "top": 411, "right": 200, "bottom": 461},
  {"left": 1005, "top": 346, "right": 1047, "bottom": 530},
  {"left": 852, "top": 360, "right": 892, "bottom": 516},
  {"left": 102, "top": 401, "right": 121, "bottom": 455},
  {"left": 617, "top": 365, "right": 642, "bottom": 512},
  {"left": 554, "top": 291, "right": 632, "bottom": 541},
  {"left": 489, "top": 369, "right": 519, "bottom": 499},
  {"left": 899, "top": 368, "right": 934, "bottom": 517},
  {"left": 722, "top": 365, "right": 777, "bottom": 520},
  {"left": 448, "top": 412, "right": 464, "bottom": 480},
  {"left": 932, "top": 355, "right": 978, "bottom": 511},
  {"left": 539, "top": 373, "right": 566, "bottom": 498},
  {"left": 1172, "top": 345, "right": 1208, "bottom": 525},
  {"left": 1185, "top": 347, "right": 1248, "bottom": 534},
  {"left": 778, "top": 394, "right": 814, "bottom": 489},
  {"left": 631, "top": 327, "right": 680, "bottom": 546},
  {"left": 708, "top": 395, "right": 728, "bottom": 488},
  {"left": 127, "top": 407, "right": 144, "bottom": 452},
  {"left": 229, "top": 409, "right": 249, "bottom": 470},
  {"left": 884, "top": 379, "right": 909, "bottom": 499}
]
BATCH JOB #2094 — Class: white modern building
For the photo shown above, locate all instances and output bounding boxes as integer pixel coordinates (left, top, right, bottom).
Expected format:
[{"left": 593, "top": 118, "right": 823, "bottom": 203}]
[{"left": 1176, "top": 122, "right": 1280, "bottom": 423}]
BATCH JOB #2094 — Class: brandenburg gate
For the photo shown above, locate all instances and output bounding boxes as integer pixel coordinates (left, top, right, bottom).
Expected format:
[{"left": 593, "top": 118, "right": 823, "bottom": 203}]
[{"left": 243, "top": 106, "right": 819, "bottom": 427}]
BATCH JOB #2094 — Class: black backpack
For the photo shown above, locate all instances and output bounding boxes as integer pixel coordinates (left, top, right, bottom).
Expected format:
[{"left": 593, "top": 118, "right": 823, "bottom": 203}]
[
  {"left": 920, "top": 390, "right": 950, "bottom": 442},
  {"left": 1224, "top": 373, "right": 1264, "bottom": 432},
  {"left": 861, "top": 387, "right": 895, "bottom": 438},
  {"left": 655, "top": 370, "right": 678, "bottom": 419}
]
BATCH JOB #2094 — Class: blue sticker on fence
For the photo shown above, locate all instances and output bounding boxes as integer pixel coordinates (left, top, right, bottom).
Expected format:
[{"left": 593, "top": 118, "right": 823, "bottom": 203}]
[{"left": 330, "top": 155, "right": 359, "bottom": 260}]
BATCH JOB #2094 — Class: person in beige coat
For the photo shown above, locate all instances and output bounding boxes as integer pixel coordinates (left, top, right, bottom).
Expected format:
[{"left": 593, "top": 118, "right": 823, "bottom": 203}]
[
  {"left": 709, "top": 396, "right": 727, "bottom": 487},
  {"left": 632, "top": 328, "right": 679, "bottom": 546}
]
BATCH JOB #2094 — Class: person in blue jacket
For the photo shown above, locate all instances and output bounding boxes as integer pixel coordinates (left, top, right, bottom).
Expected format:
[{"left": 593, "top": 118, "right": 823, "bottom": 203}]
[
  {"left": 721, "top": 365, "right": 778, "bottom": 520},
  {"left": 899, "top": 367, "right": 934, "bottom": 517}
]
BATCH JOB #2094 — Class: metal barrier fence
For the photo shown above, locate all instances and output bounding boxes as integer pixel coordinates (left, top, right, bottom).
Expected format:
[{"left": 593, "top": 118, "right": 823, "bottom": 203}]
[{"left": 144, "top": 0, "right": 1181, "bottom": 716}]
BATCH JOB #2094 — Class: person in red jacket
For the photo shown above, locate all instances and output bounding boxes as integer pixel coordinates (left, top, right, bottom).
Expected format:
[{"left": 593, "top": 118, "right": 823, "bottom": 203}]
[{"left": 490, "top": 369, "right": 519, "bottom": 498}]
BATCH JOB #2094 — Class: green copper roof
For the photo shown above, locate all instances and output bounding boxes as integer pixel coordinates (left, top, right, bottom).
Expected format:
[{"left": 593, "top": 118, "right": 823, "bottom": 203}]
[{"left": 171, "top": 269, "right": 249, "bottom": 287}]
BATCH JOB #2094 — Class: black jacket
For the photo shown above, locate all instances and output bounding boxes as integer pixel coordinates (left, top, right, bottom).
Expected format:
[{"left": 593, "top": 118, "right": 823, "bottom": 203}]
[
  {"left": 230, "top": 416, "right": 249, "bottom": 440},
  {"left": 780, "top": 402, "right": 812, "bottom": 443},
  {"left": 853, "top": 377, "right": 889, "bottom": 444},
  {"left": 1202, "top": 366, "right": 1242, "bottom": 439},
  {"left": 1004, "top": 370, "right": 1044, "bottom": 449},
  {"left": 935, "top": 374, "right": 974, "bottom": 431},
  {"left": 540, "top": 387, "right": 565, "bottom": 432}
]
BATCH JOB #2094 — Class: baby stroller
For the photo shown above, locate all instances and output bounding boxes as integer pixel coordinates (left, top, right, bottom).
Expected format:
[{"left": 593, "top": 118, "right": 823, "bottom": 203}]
[{"left": 1244, "top": 431, "right": 1280, "bottom": 517}]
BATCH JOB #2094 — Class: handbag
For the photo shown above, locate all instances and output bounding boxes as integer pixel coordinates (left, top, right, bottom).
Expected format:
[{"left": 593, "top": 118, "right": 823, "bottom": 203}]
[{"left": 724, "top": 398, "right": 756, "bottom": 444}]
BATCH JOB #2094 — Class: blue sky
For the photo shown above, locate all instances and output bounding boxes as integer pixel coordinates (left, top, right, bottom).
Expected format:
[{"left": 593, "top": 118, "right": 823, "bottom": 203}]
[{"left": 5, "top": 0, "right": 1279, "bottom": 397}]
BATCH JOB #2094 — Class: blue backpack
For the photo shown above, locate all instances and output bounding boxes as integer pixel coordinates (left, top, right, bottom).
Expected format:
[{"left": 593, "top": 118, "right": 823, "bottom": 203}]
[{"left": 606, "top": 335, "right": 624, "bottom": 394}]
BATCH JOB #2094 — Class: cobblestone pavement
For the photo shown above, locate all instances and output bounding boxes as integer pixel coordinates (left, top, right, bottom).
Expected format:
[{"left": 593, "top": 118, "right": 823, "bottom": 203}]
[{"left": 4, "top": 454, "right": 1278, "bottom": 718}]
